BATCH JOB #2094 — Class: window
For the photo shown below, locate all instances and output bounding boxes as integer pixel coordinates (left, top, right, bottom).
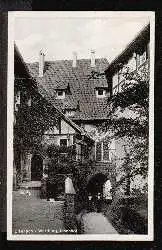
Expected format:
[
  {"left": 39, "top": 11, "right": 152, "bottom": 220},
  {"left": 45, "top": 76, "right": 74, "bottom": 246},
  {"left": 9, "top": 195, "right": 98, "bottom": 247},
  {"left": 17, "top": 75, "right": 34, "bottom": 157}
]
[
  {"left": 96, "top": 89, "right": 107, "bottom": 98},
  {"left": 56, "top": 90, "right": 65, "bottom": 99},
  {"left": 103, "top": 141, "right": 109, "bottom": 161},
  {"left": 98, "top": 89, "right": 103, "bottom": 96},
  {"left": 95, "top": 141, "right": 110, "bottom": 162},
  {"left": 60, "top": 139, "right": 67, "bottom": 147},
  {"left": 76, "top": 144, "right": 81, "bottom": 161},
  {"left": 58, "top": 90, "right": 64, "bottom": 96},
  {"left": 95, "top": 142, "right": 102, "bottom": 161}
]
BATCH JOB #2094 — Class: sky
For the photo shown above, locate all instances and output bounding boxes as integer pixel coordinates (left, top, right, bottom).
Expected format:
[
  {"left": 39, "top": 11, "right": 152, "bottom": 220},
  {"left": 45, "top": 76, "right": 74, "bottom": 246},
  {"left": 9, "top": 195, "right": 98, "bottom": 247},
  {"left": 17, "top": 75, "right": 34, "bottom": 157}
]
[{"left": 14, "top": 13, "right": 151, "bottom": 63}]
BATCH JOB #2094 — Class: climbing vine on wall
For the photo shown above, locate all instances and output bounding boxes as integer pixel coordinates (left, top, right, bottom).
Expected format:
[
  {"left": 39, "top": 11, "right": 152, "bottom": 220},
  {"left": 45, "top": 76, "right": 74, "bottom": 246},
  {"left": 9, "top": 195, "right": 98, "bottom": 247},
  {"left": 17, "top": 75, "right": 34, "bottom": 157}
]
[
  {"left": 14, "top": 79, "right": 61, "bottom": 154},
  {"left": 46, "top": 144, "right": 95, "bottom": 190},
  {"left": 89, "top": 64, "right": 149, "bottom": 182}
]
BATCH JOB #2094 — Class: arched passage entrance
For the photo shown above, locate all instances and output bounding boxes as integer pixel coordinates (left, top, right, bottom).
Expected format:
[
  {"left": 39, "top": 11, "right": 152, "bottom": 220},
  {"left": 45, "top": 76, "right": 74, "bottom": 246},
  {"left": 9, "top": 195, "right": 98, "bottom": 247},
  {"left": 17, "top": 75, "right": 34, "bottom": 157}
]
[
  {"left": 86, "top": 173, "right": 113, "bottom": 212},
  {"left": 31, "top": 154, "right": 43, "bottom": 181},
  {"left": 87, "top": 173, "right": 108, "bottom": 196}
]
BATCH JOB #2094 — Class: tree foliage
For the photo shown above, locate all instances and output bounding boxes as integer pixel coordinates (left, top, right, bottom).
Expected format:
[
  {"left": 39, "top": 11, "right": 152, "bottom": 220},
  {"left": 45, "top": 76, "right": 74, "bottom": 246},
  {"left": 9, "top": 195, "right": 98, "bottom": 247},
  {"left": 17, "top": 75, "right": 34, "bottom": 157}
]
[
  {"left": 14, "top": 84, "right": 61, "bottom": 154},
  {"left": 46, "top": 144, "right": 80, "bottom": 187},
  {"left": 90, "top": 64, "right": 149, "bottom": 181}
]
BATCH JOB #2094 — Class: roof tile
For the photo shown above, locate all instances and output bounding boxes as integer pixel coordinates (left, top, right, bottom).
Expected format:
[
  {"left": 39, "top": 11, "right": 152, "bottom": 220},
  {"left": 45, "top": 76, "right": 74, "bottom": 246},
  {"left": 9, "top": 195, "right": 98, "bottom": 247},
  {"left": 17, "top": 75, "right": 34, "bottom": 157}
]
[{"left": 27, "top": 58, "right": 109, "bottom": 120}]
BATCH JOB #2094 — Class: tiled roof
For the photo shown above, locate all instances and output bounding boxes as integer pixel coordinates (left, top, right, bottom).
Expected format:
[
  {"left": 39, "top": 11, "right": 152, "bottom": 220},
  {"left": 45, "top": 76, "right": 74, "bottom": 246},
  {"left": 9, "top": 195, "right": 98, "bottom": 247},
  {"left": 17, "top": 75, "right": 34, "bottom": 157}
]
[
  {"left": 27, "top": 58, "right": 109, "bottom": 120},
  {"left": 32, "top": 83, "right": 94, "bottom": 142}
]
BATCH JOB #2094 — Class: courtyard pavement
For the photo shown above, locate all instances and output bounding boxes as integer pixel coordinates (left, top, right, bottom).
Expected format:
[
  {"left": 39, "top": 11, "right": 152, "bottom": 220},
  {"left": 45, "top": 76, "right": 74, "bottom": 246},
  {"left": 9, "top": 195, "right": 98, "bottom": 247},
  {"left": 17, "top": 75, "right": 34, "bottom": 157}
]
[
  {"left": 12, "top": 191, "right": 119, "bottom": 235},
  {"left": 12, "top": 191, "right": 66, "bottom": 234},
  {"left": 82, "top": 212, "right": 118, "bottom": 234}
]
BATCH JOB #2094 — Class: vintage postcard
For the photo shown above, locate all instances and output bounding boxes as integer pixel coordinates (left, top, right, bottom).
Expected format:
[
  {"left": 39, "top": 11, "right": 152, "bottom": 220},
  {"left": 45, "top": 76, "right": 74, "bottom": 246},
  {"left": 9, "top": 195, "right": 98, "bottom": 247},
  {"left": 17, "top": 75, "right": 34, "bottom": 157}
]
[{"left": 7, "top": 11, "right": 154, "bottom": 241}]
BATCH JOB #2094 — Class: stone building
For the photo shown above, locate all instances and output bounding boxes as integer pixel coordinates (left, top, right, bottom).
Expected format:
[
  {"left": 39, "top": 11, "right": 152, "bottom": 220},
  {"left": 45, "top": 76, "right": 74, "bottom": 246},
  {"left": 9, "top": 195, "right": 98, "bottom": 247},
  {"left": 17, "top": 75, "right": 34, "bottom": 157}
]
[
  {"left": 14, "top": 44, "right": 94, "bottom": 192},
  {"left": 27, "top": 50, "right": 111, "bottom": 159},
  {"left": 26, "top": 50, "right": 118, "bottom": 195},
  {"left": 105, "top": 23, "right": 150, "bottom": 193},
  {"left": 14, "top": 23, "right": 150, "bottom": 197}
]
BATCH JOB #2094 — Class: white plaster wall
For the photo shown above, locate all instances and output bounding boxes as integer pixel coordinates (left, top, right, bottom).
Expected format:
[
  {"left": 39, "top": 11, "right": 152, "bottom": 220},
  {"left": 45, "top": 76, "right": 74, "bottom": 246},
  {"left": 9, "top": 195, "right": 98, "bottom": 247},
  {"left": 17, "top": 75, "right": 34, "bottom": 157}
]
[
  {"left": 127, "top": 54, "right": 136, "bottom": 71},
  {"left": 112, "top": 73, "right": 118, "bottom": 90},
  {"left": 61, "top": 120, "right": 75, "bottom": 134},
  {"left": 84, "top": 124, "right": 95, "bottom": 133}
]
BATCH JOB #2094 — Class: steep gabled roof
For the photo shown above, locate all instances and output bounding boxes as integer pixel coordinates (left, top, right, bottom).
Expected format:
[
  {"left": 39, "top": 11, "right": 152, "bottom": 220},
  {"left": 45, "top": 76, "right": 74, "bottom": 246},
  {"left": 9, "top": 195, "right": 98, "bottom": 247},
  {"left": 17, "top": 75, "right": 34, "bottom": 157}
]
[
  {"left": 14, "top": 43, "right": 94, "bottom": 143},
  {"left": 105, "top": 23, "right": 150, "bottom": 75},
  {"left": 27, "top": 58, "right": 109, "bottom": 121},
  {"left": 37, "top": 83, "right": 94, "bottom": 140}
]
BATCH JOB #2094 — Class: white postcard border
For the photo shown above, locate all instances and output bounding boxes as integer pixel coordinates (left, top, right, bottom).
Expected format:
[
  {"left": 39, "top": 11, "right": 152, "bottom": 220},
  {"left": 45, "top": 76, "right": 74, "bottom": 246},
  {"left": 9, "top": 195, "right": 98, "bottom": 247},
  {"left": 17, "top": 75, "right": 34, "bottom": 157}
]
[{"left": 7, "top": 11, "right": 155, "bottom": 241}]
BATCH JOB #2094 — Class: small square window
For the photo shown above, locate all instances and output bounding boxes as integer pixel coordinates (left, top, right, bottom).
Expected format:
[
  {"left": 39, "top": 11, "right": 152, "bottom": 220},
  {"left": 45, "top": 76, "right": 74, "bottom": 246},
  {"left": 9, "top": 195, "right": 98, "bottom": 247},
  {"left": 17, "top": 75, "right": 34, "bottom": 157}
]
[
  {"left": 98, "top": 89, "right": 104, "bottom": 96},
  {"left": 57, "top": 90, "right": 64, "bottom": 96},
  {"left": 56, "top": 90, "right": 65, "bottom": 99},
  {"left": 60, "top": 139, "right": 67, "bottom": 147}
]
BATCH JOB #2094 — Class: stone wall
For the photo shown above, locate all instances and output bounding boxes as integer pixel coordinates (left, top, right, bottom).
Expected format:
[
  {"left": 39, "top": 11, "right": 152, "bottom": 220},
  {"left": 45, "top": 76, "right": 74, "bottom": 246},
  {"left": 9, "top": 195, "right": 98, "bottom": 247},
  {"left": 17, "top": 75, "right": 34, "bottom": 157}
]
[{"left": 86, "top": 161, "right": 114, "bottom": 183}]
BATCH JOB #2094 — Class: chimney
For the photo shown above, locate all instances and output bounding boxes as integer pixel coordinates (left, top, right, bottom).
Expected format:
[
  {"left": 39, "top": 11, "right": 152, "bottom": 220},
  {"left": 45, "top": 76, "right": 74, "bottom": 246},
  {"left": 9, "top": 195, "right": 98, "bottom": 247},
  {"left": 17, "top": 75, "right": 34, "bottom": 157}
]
[
  {"left": 72, "top": 51, "right": 77, "bottom": 67},
  {"left": 90, "top": 49, "right": 95, "bottom": 67},
  {"left": 39, "top": 50, "right": 45, "bottom": 77}
]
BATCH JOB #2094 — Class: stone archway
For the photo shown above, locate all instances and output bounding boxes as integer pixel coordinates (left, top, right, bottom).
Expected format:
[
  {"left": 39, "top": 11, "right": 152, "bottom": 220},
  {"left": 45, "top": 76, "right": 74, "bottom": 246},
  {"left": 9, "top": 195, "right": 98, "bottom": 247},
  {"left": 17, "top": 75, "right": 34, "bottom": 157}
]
[
  {"left": 31, "top": 154, "right": 43, "bottom": 181},
  {"left": 85, "top": 173, "right": 113, "bottom": 212},
  {"left": 86, "top": 173, "right": 108, "bottom": 197},
  {"left": 85, "top": 161, "right": 117, "bottom": 198}
]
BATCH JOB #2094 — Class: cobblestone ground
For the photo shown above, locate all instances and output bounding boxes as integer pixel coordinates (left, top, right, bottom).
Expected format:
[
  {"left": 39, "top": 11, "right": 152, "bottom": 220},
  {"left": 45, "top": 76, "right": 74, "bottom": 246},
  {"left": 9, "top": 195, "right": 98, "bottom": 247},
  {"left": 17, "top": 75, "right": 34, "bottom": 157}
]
[{"left": 12, "top": 191, "right": 66, "bottom": 235}]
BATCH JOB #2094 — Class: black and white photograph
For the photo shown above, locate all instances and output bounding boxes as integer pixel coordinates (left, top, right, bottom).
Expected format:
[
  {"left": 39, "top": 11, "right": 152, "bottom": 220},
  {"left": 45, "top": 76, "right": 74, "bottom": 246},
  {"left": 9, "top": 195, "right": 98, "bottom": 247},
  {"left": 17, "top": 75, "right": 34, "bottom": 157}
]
[{"left": 7, "top": 11, "right": 154, "bottom": 241}]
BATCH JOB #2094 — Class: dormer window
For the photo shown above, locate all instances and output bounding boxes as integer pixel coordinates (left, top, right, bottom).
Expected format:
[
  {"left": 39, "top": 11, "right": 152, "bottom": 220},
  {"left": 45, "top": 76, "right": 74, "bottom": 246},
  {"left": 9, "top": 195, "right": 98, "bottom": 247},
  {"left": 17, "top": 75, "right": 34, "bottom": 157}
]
[
  {"left": 98, "top": 89, "right": 104, "bottom": 96},
  {"left": 56, "top": 90, "right": 65, "bottom": 99},
  {"left": 58, "top": 90, "right": 64, "bottom": 96},
  {"left": 96, "top": 88, "right": 108, "bottom": 98}
]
